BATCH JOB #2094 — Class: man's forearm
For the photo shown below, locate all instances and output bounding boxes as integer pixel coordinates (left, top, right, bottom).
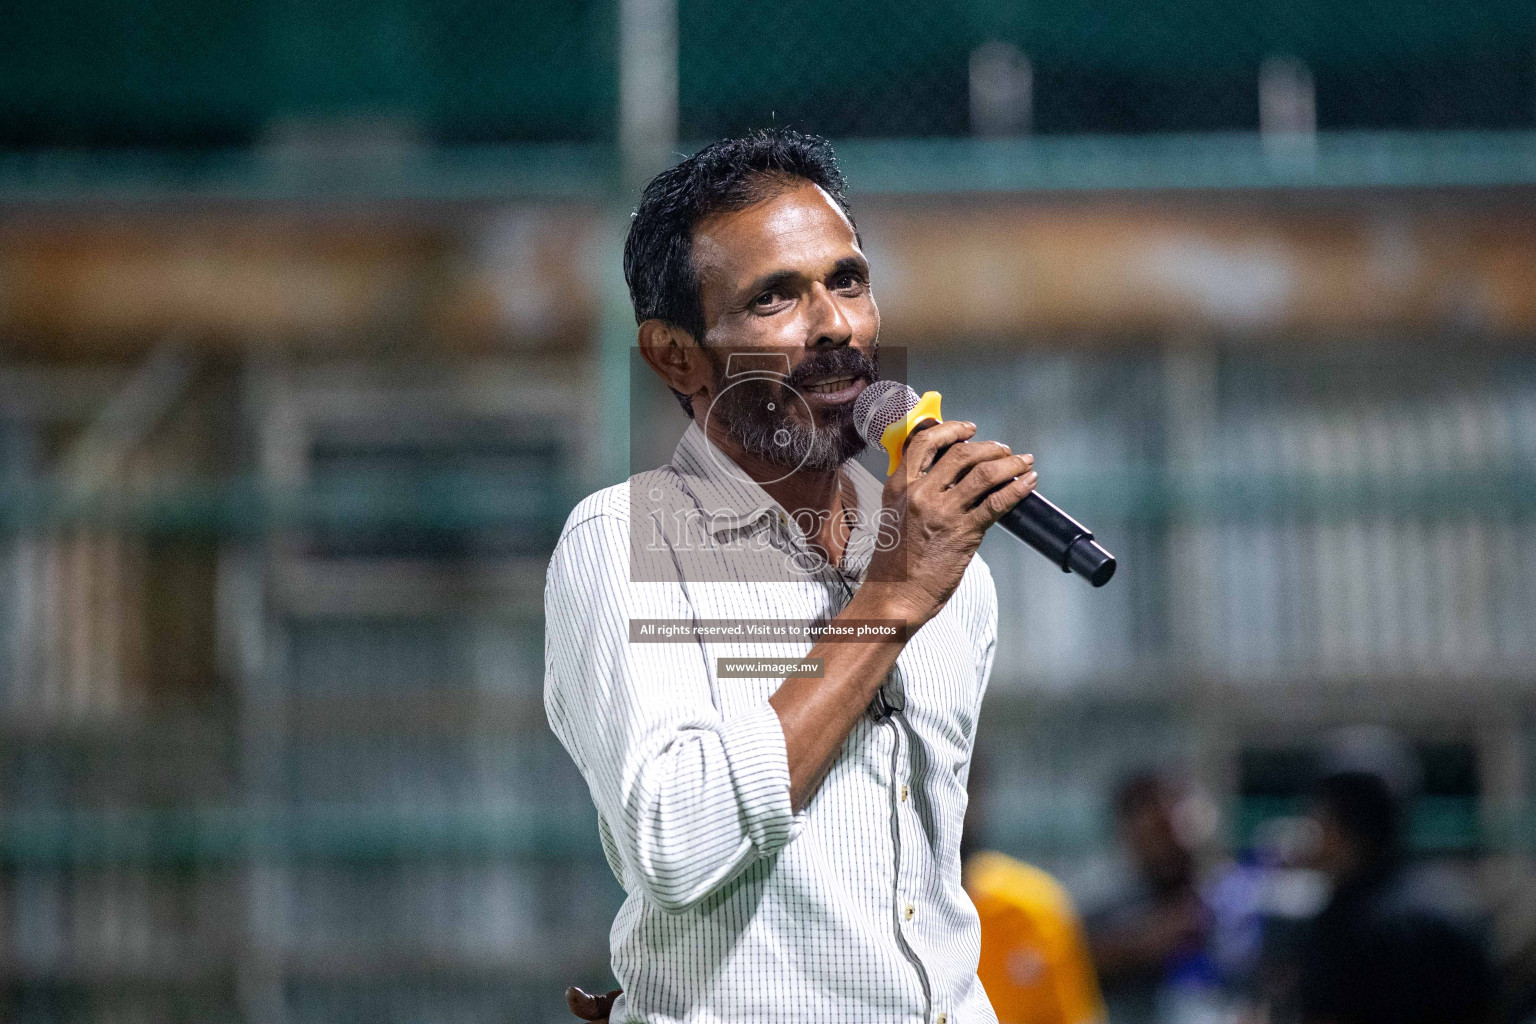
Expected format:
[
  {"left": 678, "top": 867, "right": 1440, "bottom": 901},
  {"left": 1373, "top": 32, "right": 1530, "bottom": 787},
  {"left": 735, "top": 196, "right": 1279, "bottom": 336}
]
[{"left": 768, "top": 585, "right": 914, "bottom": 813}]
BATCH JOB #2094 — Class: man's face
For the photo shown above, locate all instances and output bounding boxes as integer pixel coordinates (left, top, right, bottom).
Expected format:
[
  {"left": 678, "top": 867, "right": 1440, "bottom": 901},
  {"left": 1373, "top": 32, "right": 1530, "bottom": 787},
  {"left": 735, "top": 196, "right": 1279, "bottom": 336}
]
[
  {"left": 690, "top": 180, "right": 881, "bottom": 472},
  {"left": 1308, "top": 799, "right": 1370, "bottom": 883},
  {"left": 1120, "top": 792, "right": 1197, "bottom": 890}
]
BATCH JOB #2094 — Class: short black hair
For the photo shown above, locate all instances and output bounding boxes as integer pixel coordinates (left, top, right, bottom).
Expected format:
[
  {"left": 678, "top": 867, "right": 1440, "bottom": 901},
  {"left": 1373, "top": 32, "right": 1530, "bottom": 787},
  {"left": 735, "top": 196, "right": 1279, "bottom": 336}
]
[
  {"left": 623, "top": 129, "right": 857, "bottom": 417},
  {"left": 1315, "top": 770, "right": 1405, "bottom": 864},
  {"left": 1313, "top": 726, "right": 1419, "bottom": 866}
]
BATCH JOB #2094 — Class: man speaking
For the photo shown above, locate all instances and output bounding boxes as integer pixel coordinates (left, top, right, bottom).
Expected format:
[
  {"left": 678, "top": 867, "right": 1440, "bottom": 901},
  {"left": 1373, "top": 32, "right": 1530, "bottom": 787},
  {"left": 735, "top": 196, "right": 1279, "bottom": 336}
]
[{"left": 544, "top": 129, "right": 1038, "bottom": 1023}]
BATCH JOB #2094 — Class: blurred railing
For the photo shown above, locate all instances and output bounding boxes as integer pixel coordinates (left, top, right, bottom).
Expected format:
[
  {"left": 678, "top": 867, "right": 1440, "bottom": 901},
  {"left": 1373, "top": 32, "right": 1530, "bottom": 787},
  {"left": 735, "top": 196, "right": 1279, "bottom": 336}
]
[
  {"left": 5, "top": 131, "right": 1536, "bottom": 204},
  {"left": 0, "top": 357, "right": 615, "bottom": 1023}
]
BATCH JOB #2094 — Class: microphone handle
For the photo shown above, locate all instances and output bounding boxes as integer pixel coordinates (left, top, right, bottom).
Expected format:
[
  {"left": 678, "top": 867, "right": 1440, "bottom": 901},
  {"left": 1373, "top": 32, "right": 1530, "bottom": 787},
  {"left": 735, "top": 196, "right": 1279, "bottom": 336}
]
[
  {"left": 904, "top": 420, "right": 1116, "bottom": 587},
  {"left": 997, "top": 492, "right": 1116, "bottom": 587}
]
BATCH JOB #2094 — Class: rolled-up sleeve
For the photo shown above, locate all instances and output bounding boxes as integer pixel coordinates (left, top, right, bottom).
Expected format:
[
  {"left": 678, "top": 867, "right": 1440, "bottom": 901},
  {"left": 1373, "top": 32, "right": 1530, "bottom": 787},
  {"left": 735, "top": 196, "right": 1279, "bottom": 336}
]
[{"left": 543, "top": 511, "right": 797, "bottom": 914}]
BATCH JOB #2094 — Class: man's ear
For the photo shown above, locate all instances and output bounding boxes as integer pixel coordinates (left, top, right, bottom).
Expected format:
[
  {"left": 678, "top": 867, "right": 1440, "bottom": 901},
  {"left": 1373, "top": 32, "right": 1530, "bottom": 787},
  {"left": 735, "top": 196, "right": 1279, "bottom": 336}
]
[{"left": 638, "top": 320, "right": 713, "bottom": 407}]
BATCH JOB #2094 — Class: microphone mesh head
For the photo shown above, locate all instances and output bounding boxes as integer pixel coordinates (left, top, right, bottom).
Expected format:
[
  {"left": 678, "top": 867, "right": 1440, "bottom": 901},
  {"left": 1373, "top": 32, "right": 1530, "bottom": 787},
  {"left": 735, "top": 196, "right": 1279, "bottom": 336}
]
[{"left": 854, "top": 380, "right": 920, "bottom": 456}]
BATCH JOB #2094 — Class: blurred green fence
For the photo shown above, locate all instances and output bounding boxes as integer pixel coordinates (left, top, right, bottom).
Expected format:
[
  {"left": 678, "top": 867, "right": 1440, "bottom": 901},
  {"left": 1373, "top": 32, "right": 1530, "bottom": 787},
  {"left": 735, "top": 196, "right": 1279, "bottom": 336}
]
[{"left": 3, "top": 0, "right": 1534, "bottom": 147}]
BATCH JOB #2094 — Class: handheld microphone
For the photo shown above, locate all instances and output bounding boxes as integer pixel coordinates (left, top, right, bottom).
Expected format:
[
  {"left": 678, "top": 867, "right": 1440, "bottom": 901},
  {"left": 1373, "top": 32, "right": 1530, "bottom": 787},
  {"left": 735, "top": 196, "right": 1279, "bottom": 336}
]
[{"left": 854, "top": 381, "right": 1117, "bottom": 588}]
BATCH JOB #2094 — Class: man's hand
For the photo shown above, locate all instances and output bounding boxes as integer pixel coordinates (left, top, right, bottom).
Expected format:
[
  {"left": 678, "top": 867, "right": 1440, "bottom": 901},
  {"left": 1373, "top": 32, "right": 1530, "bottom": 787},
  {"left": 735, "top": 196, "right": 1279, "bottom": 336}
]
[
  {"left": 769, "top": 420, "right": 1032, "bottom": 812},
  {"left": 865, "top": 420, "right": 1036, "bottom": 629},
  {"left": 566, "top": 986, "right": 621, "bottom": 1022}
]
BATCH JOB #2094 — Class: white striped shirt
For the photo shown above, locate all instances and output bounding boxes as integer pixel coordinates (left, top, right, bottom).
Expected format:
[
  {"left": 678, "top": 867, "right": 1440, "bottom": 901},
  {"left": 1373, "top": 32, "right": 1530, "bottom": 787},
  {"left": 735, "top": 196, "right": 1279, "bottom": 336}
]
[{"left": 544, "top": 421, "right": 1000, "bottom": 1024}]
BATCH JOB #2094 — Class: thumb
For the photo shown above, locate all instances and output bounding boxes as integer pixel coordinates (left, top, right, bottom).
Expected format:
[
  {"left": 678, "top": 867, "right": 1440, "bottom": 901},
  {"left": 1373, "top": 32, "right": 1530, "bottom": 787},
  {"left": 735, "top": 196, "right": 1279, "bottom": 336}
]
[{"left": 565, "top": 986, "right": 622, "bottom": 1021}]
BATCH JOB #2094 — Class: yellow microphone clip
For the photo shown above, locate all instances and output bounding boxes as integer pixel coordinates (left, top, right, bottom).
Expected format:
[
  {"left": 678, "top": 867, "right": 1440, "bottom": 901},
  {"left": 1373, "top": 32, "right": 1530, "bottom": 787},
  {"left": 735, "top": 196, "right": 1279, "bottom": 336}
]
[{"left": 880, "top": 391, "right": 944, "bottom": 476}]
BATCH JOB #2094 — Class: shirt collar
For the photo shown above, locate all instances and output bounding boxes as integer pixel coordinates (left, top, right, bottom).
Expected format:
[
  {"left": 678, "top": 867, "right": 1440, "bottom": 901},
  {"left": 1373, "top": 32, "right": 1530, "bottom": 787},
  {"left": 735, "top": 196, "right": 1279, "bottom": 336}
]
[
  {"left": 837, "top": 455, "right": 886, "bottom": 581},
  {"left": 670, "top": 421, "right": 779, "bottom": 534}
]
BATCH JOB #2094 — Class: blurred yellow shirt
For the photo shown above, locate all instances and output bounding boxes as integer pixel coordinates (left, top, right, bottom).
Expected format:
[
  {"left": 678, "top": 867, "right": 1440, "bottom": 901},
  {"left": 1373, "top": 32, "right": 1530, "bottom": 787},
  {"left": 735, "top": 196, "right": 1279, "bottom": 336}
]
[{"left": 965, "top": 851, "right": 1107, "bottom": 1024}]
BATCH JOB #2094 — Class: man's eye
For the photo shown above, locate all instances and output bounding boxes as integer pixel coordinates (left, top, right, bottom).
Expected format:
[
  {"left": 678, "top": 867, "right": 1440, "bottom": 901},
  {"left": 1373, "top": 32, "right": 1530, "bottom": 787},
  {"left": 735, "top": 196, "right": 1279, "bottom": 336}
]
[
  {"left": 834, "top": 274, "right": 865, "bottom": 292},
  {"left": 753, "top": 291, "right": 784, "bottom": 308}
]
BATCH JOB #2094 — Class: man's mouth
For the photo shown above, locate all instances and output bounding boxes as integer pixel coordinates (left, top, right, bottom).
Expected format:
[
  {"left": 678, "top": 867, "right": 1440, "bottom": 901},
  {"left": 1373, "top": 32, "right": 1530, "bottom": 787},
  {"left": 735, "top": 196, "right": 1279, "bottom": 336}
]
[{"left": 799, "top": 375, "right": 868, "bottom": 402}]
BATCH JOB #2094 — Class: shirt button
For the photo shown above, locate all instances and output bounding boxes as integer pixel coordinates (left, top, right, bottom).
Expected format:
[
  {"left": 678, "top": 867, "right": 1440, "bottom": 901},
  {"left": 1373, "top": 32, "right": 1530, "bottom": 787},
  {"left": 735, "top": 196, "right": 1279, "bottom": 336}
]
[
  {"left": 903, "top": 903, "right": 915, "bottom": 921},
  {"left": 937, "top": 1014, "right": 948, "bottom": 1024},
  {"left": 900, "top": 784, "right": 909, "bottom": 802}
]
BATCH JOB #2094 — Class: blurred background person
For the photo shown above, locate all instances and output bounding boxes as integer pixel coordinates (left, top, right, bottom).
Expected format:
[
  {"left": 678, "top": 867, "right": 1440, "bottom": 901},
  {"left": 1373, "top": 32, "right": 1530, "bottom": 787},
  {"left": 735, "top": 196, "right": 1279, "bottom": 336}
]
[
  {"left": 1075, "top": 770, "right": 1229, "bottom": 1024},
  {"left": 1286, "top": 728, "right": 1499, "bottom": 1024},
  {"left": 967, "top": 847, "right": 1107, "bottom": 1024}
]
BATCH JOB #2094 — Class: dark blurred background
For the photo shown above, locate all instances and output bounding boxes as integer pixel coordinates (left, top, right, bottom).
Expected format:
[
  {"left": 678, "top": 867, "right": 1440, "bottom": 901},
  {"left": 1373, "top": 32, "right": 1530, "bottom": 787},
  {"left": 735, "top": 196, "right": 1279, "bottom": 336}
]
[{"left": 0, "top": 1, "right": 1534, "bottom": 1022}]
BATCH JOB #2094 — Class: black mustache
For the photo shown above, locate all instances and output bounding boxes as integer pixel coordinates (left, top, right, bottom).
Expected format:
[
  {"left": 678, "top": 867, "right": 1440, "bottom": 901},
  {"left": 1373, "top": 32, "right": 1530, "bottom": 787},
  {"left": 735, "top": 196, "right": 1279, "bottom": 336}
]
[{"left": 788, "top": 349, "right": 877, "bottom": 390}]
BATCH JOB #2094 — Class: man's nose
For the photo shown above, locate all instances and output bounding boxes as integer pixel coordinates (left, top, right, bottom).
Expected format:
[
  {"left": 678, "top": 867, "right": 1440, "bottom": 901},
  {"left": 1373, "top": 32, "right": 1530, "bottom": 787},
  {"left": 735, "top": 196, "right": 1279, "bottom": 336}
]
[{"left": 806, "top": 283, "right": 853, "bottom": 347}]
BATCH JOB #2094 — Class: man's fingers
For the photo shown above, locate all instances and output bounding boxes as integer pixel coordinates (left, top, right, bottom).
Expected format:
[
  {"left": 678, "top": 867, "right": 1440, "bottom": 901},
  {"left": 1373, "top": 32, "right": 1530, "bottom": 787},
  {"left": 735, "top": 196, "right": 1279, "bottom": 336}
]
[
  {"left": 566, "top": 986, "right": 622, "bottom": 1022},
  {"left": 950, "top": 451, "right": 1033, "bottom": 506},
  {"left": 924, "top": 439, "right": 1014, "bottom": 491},
  {"left": 901, "top": 420, "right": 975, "bottom": 478},
  {"left": 966, "top": 470, "right": 1038, "bottom": 526}
]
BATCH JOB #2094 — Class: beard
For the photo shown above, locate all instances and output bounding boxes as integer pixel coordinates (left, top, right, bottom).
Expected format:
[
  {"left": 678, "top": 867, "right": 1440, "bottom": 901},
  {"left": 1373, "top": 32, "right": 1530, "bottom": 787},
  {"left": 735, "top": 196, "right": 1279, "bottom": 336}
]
[{"left": 705, "top": 345, "right": 878, "bottom": 473}]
